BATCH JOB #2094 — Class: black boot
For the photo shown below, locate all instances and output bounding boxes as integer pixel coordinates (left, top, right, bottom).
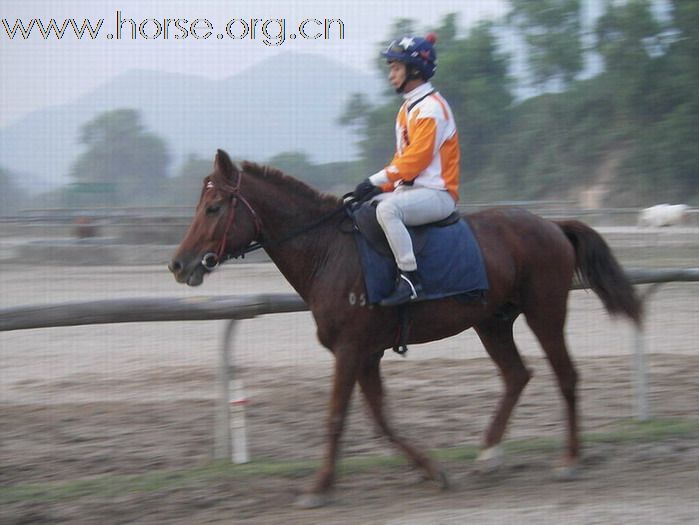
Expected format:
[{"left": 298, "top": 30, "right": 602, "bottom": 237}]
[{"left": 380, "top": 270, "right": 425, "bottom": 306}]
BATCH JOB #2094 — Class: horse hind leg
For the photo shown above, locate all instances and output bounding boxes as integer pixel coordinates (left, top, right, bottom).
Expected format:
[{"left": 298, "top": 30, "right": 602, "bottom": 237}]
[
  {"left": 523, "top": 298, "right": 580, "bottom": 480},
  {"left": 357, "top": 350, "right": 449, "bottom": 489},
  {"left": 473, "top": 316, "right": 532, "bottom": 472}
]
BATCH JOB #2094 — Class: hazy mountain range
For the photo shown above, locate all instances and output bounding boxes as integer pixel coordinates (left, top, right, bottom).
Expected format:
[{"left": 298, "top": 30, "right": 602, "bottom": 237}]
[{"left": 0, "top": 52, "right": 383, "bottom": 192}]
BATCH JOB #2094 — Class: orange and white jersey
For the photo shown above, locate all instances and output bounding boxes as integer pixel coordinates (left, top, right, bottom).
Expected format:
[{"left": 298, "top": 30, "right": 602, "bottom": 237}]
[{"left": 378, "top": 82, "right": 460, "bottom": 201}]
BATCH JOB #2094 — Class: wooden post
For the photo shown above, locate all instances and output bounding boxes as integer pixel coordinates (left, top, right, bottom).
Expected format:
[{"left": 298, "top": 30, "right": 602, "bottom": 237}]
[
  {"left": 632, "top": 282, "right": 664, "bottom": 421},
  {"left": 632, "top": 323, "right": 650, "bottom": 421},
  {"left": 214, "top": 319, "right": 235, "bottom": 460},
  {"left": 214, "top": 319, "right": 249, "bottom": 464}
]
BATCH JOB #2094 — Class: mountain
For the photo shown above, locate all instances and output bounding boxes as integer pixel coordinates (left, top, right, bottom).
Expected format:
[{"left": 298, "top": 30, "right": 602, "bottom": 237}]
[{"left": 0, "top": 53, "right": 383, "bottom": 192}]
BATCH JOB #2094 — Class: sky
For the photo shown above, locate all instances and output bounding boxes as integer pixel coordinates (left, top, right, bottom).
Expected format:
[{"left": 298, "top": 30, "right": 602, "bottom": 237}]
[{"left": 1, "top": 0, "right": 509, "bottom": 128}]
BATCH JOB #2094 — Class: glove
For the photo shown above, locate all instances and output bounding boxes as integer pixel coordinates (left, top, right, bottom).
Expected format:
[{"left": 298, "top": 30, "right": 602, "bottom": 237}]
[{"left": 353, "top": 178, "right": 381, "bottom": 201}]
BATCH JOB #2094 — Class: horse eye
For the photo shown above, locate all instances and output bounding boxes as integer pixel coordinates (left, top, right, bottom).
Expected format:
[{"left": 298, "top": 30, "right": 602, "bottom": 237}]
[{"left": 206, "top": 204, "right": 221, "bottom": 216}]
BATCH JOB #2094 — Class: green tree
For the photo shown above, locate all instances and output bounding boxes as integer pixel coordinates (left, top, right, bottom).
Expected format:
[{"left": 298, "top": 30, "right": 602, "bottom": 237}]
[
  {"left": 438, "top": 21, "right": 514, "bottom": 175},
  {"left": 338, "top": 93, "right": 388, "bottom": 176},
  {"left": 431, "top": 13, "right": 459, "bottom": 53},
  {"left": 266, "top": 151, "right": 360, "bottom": 191},
  {"left": 164, "top": 154, "right": 212, "bottom": 206},
  {"left": 618, "top": 0, "right": 699, "bottom": 202},
  {"left": 266, "top": 151, "right": 318, "bottom": 180},
  {"left": 0, "top": 166, "right": 25, "bottom": 215},
  {"left": 508, "top": 0, "right": 584, "bottom": 89},
  {"left": 70, "top": 109, "right": 171, "bottom": 204},
  {"left": 595, "top": 0, "right": 663, "bottom": 122}
]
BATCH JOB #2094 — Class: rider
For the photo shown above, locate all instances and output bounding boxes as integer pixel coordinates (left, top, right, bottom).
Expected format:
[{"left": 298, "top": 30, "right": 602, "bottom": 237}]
[{"left": 354, "top": 33, "right": 461, "bottom": 306}]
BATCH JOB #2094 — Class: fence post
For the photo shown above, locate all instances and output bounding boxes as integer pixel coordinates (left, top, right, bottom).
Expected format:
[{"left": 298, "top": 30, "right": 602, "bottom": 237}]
[
  {"left": 632, "top": 282, "right": 664, "bottom": 421},
  {"left": 214, "top": 319, "right": 250, "bottom": 463},
  {"left": 632, "top": 324, "right": 649, "bottom": 421},
  {"left": 214, "top": 320, "right": 234, "bottom": 460}
]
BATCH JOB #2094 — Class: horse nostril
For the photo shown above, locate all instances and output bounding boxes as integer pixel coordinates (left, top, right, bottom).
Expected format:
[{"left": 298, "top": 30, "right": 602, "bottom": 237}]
[{"left": 169, "top": 260, "right": 183, "bottom": 274}]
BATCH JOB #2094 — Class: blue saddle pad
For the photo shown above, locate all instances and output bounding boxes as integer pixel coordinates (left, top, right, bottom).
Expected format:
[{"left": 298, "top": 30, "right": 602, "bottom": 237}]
[{"left": 353, "top": 217, "right": 489, "bottom": 305}]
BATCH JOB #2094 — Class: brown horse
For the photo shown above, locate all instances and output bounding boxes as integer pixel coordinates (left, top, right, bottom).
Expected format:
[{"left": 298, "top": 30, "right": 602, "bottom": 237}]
[{"left": 169, "top": 150, "right": 641, "bottom": 508}]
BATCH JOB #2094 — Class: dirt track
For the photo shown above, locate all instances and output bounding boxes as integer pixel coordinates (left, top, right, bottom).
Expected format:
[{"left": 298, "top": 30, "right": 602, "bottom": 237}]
[{"left": 1, "top": 262, "right": 699, "bottom": 524}]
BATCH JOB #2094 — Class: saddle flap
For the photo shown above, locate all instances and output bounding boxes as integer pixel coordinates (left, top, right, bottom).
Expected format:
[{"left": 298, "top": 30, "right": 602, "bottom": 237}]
[{"left": 352, "top": 202, "right": 461, "bottom": 258}]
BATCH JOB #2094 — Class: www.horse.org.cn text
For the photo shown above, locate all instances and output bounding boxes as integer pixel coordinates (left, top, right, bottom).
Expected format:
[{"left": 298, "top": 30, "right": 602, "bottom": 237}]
[{"left": 1, "top": 12, "right": 345, "bottom": 46}]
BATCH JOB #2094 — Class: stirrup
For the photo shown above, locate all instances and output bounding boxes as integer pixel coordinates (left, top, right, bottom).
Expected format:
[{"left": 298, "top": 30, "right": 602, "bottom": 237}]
[{"left": 380, "top": 272, "right": 424, "bottom": 307}]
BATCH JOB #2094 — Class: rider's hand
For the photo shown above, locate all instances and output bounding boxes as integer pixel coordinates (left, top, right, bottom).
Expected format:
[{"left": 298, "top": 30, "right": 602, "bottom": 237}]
[{"left": 353, "top": 178, "right": 381, "bottom": 201}]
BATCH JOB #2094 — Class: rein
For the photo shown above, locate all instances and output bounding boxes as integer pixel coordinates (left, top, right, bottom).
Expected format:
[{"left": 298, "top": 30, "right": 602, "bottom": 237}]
[
  {"left": 201, "top": 172, "right": 356, "bottom": 271},
  {"left": 240, "top": 200, "right": 350, "bottom": 256}
]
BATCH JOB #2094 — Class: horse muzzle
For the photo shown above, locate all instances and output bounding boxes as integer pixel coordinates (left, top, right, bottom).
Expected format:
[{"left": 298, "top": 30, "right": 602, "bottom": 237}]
[{"left": 168, "top": 256, "right": 209, "bottom": 286}]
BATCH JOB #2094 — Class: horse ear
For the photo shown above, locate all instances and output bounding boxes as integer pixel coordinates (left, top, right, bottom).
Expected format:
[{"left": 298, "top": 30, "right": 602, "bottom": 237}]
[{"left": 214, "top": 149, "right": 238, "bottom": 178}]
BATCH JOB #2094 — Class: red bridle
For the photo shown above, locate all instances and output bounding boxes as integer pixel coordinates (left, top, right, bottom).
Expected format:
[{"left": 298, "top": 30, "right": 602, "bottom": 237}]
[{"left": 201, "top": 171, "right": 263, "bottom": 270}]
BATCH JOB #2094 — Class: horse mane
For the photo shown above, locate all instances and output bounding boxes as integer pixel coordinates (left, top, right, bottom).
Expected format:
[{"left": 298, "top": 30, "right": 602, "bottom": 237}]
[{"left": 240, "top": 161, "right": 341, "bottom": 210}]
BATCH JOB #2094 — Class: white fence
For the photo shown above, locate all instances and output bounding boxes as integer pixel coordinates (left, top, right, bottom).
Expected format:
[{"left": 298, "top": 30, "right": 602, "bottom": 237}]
[{"left": 1, "top": 267, "right": 698, "bottom": 463}]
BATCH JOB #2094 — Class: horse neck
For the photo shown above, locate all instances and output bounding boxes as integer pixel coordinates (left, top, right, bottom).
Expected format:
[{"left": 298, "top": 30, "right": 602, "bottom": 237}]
[{"left": 246, "top": 179, "right": 343, "bottom": 299}]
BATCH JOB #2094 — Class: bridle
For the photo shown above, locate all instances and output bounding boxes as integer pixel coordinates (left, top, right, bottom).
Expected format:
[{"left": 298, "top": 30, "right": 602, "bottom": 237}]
[
  {"left": 200, "top": 171, "right": 263, "bottom": 271},
  {"left": 199, "top": 170, "right": 361, "bottom": 272}
]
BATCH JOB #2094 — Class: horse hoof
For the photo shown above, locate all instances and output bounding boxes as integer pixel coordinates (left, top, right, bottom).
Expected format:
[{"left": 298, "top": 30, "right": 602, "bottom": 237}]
[
  {"left": 294, "top": 493, "right": 330, "bottom": 509},
  {"left": 435, "top": 470, "right": 450, "bottom": 490},
  {"left": 410, "top": 469, "right": 450, "bottom": 490},
  {"left": 474, "top": 445, "right": 504, "bottom": 474},
  {"left": 552, "top": 464, "right": 578, "bottom": 481}
]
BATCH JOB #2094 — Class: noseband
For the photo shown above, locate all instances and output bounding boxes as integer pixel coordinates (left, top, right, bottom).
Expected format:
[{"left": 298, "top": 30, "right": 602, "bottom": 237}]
[{"left": 201, "top": 171, "right": 263, "bottom": 270}]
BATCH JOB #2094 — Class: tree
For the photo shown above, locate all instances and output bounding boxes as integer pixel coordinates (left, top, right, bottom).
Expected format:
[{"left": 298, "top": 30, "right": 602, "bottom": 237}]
[
  {"left": 339, "top": 100, "right": 397, "bottom": 181},
  {"left": 431, "top": 13, "right": 459, "bottom": 54},
  {"left": 595, "top": 0, "right": 662, "bottom": 73},
  {"left": 164, "top": 154, "right": 212, "bottom": 206},
  {"left": 618, "top": 0, "right": 699, "bottom": 201},
  {"left": 266, "top": 151, "right": 359, "bottom": 191},
  {"left": 595, "top": 0, "right": 663, "bottom": 122},
  {"left": 266, "top": 151, "right": 318, "bottom": 179},
  {"left": 70, "top": 109, "right": 171, "bottom": 204},
  {"left": 437, "top": 21, "right": 514, "bottom": 175},
  {"left": 508, "top": 0, "right": 584, "bottom": 90},
  {"left": 0, "top": 166, "right": 25, "bottom": 215}
]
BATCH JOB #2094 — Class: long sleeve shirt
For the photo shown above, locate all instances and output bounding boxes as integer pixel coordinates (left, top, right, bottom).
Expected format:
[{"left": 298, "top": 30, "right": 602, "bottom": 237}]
[{"left": 370, "top": 82, "right": 461, "bottom": 201}]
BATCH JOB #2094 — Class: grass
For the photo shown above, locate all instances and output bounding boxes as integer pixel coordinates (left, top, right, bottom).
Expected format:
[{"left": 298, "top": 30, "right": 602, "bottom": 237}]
[{"left": 2, "top": 418, "right": 698, "bottom": 506}]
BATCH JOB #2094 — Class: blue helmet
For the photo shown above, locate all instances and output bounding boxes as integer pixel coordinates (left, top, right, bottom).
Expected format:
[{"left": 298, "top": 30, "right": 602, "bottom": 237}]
[{"left": 381, "top": 34, "right": 437, "bottom": 80}]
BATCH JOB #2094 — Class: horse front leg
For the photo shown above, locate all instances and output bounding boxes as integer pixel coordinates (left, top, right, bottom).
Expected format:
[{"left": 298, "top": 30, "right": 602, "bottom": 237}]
[
  {"left": 357, "top": 350, "right": 448, "bottom": 488},
  {"left": 295, "top": 346, "right": 360, "bottom": 509}
]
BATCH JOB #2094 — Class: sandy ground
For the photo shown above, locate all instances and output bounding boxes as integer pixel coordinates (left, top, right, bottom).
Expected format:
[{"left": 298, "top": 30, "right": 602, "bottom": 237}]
[{"left": 1, "top": 261, "right": 699, "bottom": 524}]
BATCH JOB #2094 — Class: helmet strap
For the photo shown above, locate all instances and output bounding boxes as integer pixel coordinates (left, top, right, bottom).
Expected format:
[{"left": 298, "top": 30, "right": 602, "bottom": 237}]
[
  {"left": 396, "top": 76, "right": 409, "bottom": 93},
  {"left": 395, "top": 66, "right": 422, "bottom": 93}
]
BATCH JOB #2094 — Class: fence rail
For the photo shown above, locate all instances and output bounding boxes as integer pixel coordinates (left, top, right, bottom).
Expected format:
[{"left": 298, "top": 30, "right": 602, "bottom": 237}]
[
  {"left": 0, "top": 293, "right": 307, "bottom": 332},
  {"left": 2, "top": 268, "right": 698, "bottom": 332}
]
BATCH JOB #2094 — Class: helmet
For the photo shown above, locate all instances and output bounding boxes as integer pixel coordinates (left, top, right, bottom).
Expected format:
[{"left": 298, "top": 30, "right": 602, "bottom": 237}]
[{"left": 381, "top": 33, "right": 437, "bottom": 80}]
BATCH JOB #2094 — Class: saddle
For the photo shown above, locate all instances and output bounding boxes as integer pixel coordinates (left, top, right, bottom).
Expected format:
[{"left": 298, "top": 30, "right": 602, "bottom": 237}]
[
  {"left": 351, "top": 201, "right": 462, "bottom": 258},
  {"left": 348, "top": 200, "right": 489, "bottom": 357}
]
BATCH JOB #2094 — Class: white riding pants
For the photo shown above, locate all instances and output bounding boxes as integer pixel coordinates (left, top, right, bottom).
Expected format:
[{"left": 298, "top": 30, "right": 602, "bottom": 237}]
[{"left": 374, "top": 186, "right": 456, "bottom": 272}]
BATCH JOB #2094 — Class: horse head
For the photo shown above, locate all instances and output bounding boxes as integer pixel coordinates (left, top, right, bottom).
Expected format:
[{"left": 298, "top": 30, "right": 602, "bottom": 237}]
[{"left": 169, "top": 149, "right": 262, "bottom": 286}]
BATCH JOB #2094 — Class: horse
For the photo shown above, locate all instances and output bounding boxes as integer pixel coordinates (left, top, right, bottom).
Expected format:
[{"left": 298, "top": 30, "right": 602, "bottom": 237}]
[{"left": 169, "top": 150, "right": 641, "bottom": 508}]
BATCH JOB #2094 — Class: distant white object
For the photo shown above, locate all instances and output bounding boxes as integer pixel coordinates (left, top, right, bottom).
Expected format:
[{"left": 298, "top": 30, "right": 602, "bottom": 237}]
[{"left": 637, "top": 203, "right": 689, "bottom": 227}]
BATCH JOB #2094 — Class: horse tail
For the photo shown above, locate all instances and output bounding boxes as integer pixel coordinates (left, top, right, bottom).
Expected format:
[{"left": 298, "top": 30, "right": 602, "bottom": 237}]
[{"left": 556, "top": 220, "right": 642, "bottom": 325}]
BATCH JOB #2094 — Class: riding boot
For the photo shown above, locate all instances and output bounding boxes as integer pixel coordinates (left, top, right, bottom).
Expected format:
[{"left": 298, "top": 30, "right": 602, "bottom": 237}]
[{"left": 380, "top": 270, "right": 425, "bottom": 307}]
